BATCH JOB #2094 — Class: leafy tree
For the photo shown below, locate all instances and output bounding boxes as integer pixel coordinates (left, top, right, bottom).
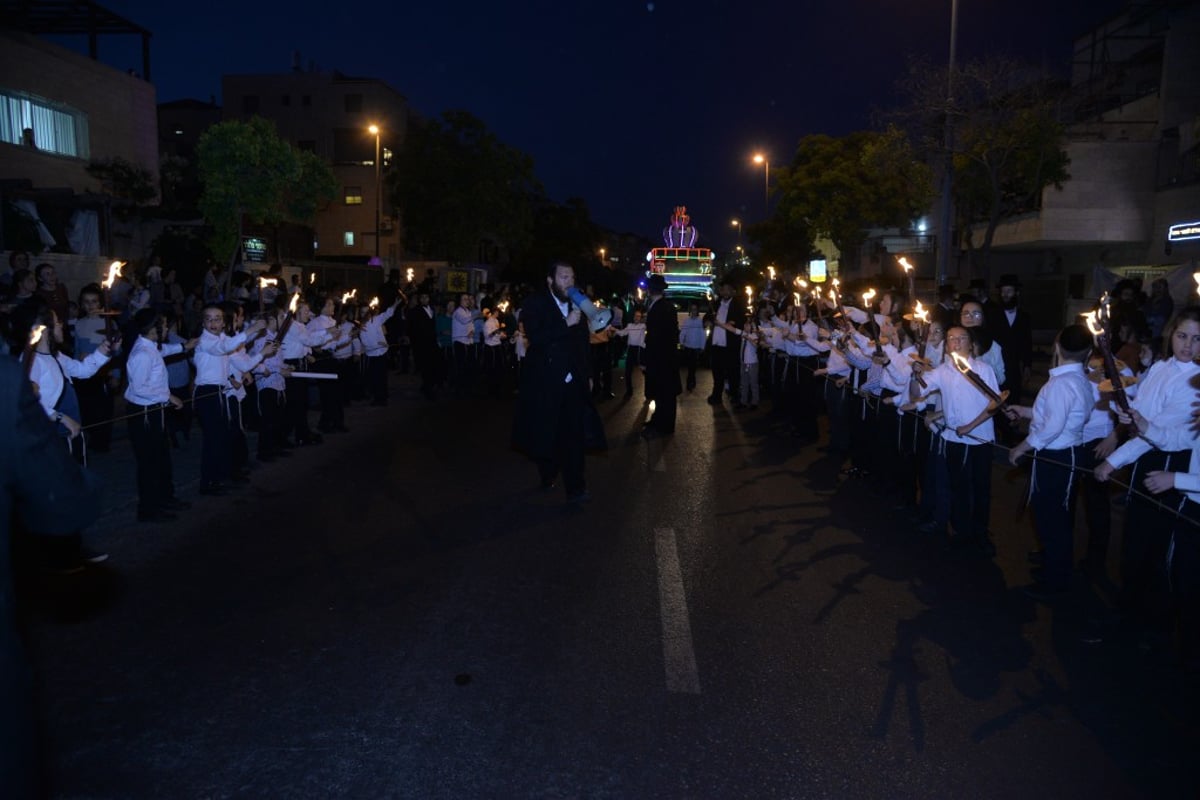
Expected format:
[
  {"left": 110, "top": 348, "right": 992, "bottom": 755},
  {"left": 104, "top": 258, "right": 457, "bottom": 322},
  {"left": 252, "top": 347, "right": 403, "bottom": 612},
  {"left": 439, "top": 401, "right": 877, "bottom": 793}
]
[
  {"left": 196, "top": 117, "right": 335, "bottom": 270},
  {"left": 391, "top": 110, "right": 543, "bottom": 264},
  {"left": 87, "top": 156, "right": 157, "bottom": 217},
  {"left": 771, "top": 128, "right": 934, "bottom": 269},
  {"left": 888, "top": 56, "right": 1071, "bottom": 276}
]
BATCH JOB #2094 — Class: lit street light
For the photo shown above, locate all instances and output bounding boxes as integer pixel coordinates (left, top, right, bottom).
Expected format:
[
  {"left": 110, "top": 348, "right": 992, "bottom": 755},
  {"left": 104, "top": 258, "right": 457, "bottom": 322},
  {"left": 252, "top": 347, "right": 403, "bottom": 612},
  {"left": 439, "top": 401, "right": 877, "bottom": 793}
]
[
  {"left": 599, "top": 247, "right": 607, "bottom": 266},
  {"left": 731, "top": 218, "right": 742, "bottom": 247},
  {"left": 936, "top": 0, "right": 960, "bottom": 288},
  {"left": 368, "top": 123, "right": 381, "bottom": 260},
  {"left": 752, "top": 153, "right": 769, "bottom": 215}
]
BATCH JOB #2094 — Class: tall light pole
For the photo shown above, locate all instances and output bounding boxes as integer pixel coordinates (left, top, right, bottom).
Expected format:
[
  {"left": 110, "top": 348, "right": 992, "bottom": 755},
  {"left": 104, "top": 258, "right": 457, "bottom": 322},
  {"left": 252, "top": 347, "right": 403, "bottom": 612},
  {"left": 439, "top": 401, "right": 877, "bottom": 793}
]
[
  {"left": 599, "top": 247, "right": 606, "bottom": 266},
  {"left": 731, "top": 218, "right": 742, "bottom": 247},
  {"left": 752, "top": 153, "right": 769, "bottom": 216},
  {"left": 935, "top": 0, "right": 959, "bottom": 289},
  {"left": 368, "top": 124, "right": 381, "bottom": 260}
]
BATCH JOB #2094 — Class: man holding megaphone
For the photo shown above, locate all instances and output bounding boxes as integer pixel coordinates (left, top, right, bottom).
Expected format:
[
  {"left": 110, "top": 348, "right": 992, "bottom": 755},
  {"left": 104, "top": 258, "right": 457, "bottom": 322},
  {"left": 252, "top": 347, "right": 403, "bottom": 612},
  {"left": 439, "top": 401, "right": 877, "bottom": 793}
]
[{"left": 511, "top": 261, "right": 594, "bottom": 505}]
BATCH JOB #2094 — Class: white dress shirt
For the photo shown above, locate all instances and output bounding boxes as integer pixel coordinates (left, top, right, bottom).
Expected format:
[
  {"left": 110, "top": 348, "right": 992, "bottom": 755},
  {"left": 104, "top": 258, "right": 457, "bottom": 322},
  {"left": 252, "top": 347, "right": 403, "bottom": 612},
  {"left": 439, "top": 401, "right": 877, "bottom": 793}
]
[
  {"left": 916, "top": 355, "right": 999, "bottom": 444},
  {"left": 712, "top": 299, "right": 731, "bottom": 347},
  {"left": 1107, "top": 357, "right": 1200, "bottom": 468},
  {"left": 616, "top": 322, "right": 647, "bottom": 348},
  {"left": 1024, "top": 363, "right": 1092, "bottom": 451},
  {"left": 27, "top": 349, "right": 110, "bottom": 418},
  {"left": 360, "top": 307, "right": 394, "bottom": 357},
  {"left": 679, "top": 317, "right": 706, "bottom": 350},
  {"left": 193, "top": 330, "right": 248, "bottom": 386},
  {"left": 278, "top": 320, "right": 331, "bottom": 361},
  {"left": 452, "top": 306, "right": 477, "bottom": 345},
  {"left": 125, "top": 336, "right": 183, "bottom": 405}
]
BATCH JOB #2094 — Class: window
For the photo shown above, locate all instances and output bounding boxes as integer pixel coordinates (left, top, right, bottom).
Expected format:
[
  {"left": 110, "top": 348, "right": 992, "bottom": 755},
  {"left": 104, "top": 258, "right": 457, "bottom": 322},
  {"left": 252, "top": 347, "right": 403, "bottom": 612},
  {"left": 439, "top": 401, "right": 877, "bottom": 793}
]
[
  {"left": 344, "top": 93, "right": 363, "bottom": 113},
  {"left": 281, "top": 94, "right": 291, "bottom": 107},
  {"left": 344, "top": 186, "right": 363, "bottom": 205},
  {"left": 343, "top": 231, "right": 355, "bottom": 247},
  {"left": 0, "top": 90, "right": 89, "bottom": 158},
  {"left": 242, "top": 95, "right": 259, "bottom": 114}
]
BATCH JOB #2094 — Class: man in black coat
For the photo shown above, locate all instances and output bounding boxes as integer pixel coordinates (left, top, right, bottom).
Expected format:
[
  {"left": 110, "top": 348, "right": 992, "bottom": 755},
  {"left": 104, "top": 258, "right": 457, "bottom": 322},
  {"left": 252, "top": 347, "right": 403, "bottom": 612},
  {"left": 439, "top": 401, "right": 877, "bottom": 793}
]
[
  {"left": 407, "top": 289, "right": 440, "bottom": 398},
  {"left": 1, "top": 358, "right": 100, "bottom": 798},
  {"left": 512, "top": 262, "right": 592, "bottom": 503},
  {"left": 989, "top": 274, "right": 1033, "bottom": 403},
  {"left": 642, "top": 274, "right": 682, "bottom": 436},
  {"left": 708, "top": 280, "right": 746, "bottom": 405}
]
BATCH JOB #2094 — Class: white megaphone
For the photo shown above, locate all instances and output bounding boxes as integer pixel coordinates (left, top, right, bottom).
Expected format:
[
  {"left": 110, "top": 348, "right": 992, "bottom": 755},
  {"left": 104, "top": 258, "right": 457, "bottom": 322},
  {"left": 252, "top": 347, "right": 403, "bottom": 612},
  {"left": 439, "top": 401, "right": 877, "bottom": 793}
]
[{"left": 566, "top": 286, "right": 613, "bottom": 332}]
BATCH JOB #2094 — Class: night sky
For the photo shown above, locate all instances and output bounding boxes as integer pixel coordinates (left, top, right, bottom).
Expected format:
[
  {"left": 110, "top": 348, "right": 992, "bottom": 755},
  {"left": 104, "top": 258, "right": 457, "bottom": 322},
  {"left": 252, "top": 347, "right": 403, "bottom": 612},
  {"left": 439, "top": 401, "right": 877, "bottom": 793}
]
[{"left": 70, "top": 0, "right": 1126, "bottom": 251}]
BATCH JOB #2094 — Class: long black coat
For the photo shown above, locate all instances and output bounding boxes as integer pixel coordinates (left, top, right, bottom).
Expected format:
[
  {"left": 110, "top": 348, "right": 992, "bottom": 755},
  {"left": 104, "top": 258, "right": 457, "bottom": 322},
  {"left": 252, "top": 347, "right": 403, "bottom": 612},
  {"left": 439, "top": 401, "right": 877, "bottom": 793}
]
[
  {"left": 643, "top": 296, "right": 682, "bottom": 401},
  {"left": 0, "top": 358, "right": 100, "bottom": 797},
  {"left": 512, "top": 288, "right": 591, "bottom": 458}
]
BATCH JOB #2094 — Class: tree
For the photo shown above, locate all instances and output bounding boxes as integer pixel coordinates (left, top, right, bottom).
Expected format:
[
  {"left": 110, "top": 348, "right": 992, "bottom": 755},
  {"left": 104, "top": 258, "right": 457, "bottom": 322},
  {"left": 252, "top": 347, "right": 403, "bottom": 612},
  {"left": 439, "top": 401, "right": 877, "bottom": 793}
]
[
  {"left": 86, "top": 156, "right": 157, "bottom": 218},
  {"left": 888, "top": 56, "right": 1071, "bottom": 278},
  {"left": 771, "top": 129, "right": 934, "bottom": 270},
  {"left": 196, "top": 117, "right": 336, "bottom": 271},
  {"left": 390, "top": 110, "right": 543, "bottom": 265}
]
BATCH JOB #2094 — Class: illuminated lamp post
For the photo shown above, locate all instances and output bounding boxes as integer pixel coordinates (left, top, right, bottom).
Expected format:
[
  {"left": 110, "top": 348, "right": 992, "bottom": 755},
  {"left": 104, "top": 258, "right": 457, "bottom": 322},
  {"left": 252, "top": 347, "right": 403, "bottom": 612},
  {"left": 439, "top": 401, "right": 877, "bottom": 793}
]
[
  {"left": 752, "top": 153, "right": 769, "bottom": 215},
  {"left": 368, "top": 124, "right": 381, "bottom": 260}
]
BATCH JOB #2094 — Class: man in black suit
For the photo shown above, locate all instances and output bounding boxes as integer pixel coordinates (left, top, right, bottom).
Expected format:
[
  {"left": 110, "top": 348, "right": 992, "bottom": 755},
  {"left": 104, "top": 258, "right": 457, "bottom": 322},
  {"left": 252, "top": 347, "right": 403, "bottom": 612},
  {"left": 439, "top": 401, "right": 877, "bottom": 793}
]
[
  {"left": 1, "top": 358, "right": 100, "bottom": 798},
  {"left": 708, "top": 280, "right": 746, "bottom": 405},
  {"left": 989, "top": 274, "right": 1034, "bottom": 445},
  {"left": 407, "top": 290, "right": 440, "bottom": 398},
  {"left": 642, "top": 274, "right": 682, "bottom": 436},
  {"left": 989, "top": 274, "right": 1033, "bottom": 404},
  {"left": 512, "top": 261, "right": 592, "bottom": 504}
]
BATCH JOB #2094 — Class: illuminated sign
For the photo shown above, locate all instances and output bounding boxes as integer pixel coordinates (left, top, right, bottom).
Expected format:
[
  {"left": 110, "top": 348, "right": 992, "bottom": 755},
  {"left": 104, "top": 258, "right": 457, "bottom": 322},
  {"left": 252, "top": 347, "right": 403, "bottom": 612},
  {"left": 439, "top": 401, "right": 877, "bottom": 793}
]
[
  {"left": 242, "top": 236, "right": 267, "bottom": 263},
  {"left": 809, "top": 258, "right": 828, "bottom": 282},
  {"left": 1168, "top": 221, "right": 1200, "bottom": 242}
]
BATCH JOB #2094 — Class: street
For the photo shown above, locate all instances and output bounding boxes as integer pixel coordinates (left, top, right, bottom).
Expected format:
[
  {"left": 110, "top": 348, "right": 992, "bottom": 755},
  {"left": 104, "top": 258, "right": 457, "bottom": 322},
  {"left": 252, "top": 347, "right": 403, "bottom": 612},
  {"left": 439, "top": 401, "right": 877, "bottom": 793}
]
[{"left": 21, "top": 369, "right": 1200, "bottom": 798}]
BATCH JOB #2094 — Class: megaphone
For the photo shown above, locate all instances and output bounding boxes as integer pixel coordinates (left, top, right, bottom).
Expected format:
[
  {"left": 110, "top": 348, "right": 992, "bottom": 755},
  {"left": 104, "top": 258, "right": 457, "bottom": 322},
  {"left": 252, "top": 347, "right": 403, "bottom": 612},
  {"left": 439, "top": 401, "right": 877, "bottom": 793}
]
[{"left": 566, "top": 286, "right": 613, "bottom": 332}]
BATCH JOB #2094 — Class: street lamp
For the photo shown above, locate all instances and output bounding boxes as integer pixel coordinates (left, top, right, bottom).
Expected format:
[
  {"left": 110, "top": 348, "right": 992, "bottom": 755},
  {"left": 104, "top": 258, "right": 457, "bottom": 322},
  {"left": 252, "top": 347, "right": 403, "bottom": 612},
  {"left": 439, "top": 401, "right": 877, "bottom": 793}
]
[
  {"left": 752, "top": 153, "right": 769, "bottom": 215},
  {"left": 368, "top": 123, "right": 381, "bottom": 260},
  {"left": 599, "top": 247, "right": 607, "bottom": 266},
  {"left": 935, "top": 0, "right": 959, "bottom": 289},
  {"left": 731, "top": 218, "right": 742, "bottom": 247}
]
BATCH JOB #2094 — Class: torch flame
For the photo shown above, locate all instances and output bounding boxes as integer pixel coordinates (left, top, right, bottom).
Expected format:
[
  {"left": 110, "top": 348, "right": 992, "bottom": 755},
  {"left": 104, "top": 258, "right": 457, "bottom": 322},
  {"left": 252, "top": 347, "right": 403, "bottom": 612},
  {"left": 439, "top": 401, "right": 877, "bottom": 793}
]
[
  {"left": 288, "top": 292, "right": 300, "bottom": 314},
  {"left": 798, "top": 279, "right": 807, "bottom": 289},
  {"left": 1081, "top": 310, "right": 1103, "bottom": 337},
  {"left": 913, "top": 300, "right": 929, "bottom": 324},
  {"left": 793, "top": 292, "right": 801, "bottom": 306},
  {"left": 767, "top": 266, "right": 776, "bottom": 281},
  {"left": 898, "top": 256, "right": 914, "bottom": 273},
  {"left": 309, "top": 272, "right": 316, "bottom": 285},
  {"left": 258, "top": 276, "right": 278, "bottom": 289},
  {"left": 341, "top": 291, "right": 353, "bottom": 304},
  {"left": 28, "top": 324, "right": 45, "bottom": 348},
  {"left": 1194, "top": 272, "right": 1200, "bottom": 299},
  {"left": 369, "top": 297, "right": 380, "bottom": 309},
  {"left": 950, "top": 351, "right": 971, "bottom": 374},
  {"left": 862, "top": 288, "right": 877, "bottom": 306},
  {"left": 832, "top": 278, "right": 840, "bottom": 289},
  {"left": 101, "top": 261, "right": 124, "bottom": 290},
  {"left": 405, "top": 267, "right": 415, "bottom": 283}
]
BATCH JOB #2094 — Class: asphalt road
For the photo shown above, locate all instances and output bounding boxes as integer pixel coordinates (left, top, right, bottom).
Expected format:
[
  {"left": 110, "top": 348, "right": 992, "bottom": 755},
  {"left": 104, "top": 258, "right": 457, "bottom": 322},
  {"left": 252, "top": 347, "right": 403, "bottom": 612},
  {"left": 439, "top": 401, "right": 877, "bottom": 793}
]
[{"left": 20, "top": 368, "right": 1200, "bottom": 798}]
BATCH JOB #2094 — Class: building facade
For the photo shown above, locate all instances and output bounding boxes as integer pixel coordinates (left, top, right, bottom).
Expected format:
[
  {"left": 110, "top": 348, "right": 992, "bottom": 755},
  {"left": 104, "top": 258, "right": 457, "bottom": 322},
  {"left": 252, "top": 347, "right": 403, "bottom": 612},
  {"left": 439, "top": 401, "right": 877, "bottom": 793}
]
[{"left": 222, "top": 71, "right": 408, "bottom": 267}]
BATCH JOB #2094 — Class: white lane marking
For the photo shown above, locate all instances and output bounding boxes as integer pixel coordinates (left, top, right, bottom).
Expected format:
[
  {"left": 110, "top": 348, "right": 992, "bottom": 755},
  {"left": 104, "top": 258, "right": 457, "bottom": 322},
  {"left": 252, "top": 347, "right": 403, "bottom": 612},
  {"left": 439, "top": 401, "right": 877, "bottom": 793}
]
[{"left": 654, "top": 527, "right": 701, "bottom": 694}]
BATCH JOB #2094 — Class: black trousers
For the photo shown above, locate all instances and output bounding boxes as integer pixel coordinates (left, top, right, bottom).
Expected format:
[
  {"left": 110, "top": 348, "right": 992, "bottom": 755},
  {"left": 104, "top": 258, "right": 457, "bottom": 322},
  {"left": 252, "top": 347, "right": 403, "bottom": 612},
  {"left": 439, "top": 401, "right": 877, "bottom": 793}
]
[
  {"left": 944, "top": 440, "right": 993, "bottom": 543},
  {"left": 624, "top": 345, "right": 643, "bottom": 396},
  {"left": 682, "top": 348, "right": 701, "bottom": 390},
  {"left": 314, "top": 357, "right": 343, "bottom": 430},
  {"left": 127, "top": 404, "right": 175, "bottom": 513},
  {"left": 194, "top": 387, "right": 230, "bottom": 485},
  {"left": 225, "top": 395, "right": 248, "bottom": 474},
  {"left": 284, "top": 372, "right": 313, "bottom": 442},
  {"left": 367, "top": 354, "right": 389, "bottom": 403},
  {"left": 257, "top": 387, "right": 285, "bottom": 457},
  {"left": 1076, "top": 438, "right": 1113, "bottom": 567},
  {"left": 709, "top": 343, "right": 739, "bottom": 401},
  {"left": 1030, "top": 446, "right": 1081, "bottom": 588},
  {"left": 1121, "top": 448, "right": 1190, "bottom": 618},
  {"left": 537, "top": 382, "right": 587, "bottom": 495}
]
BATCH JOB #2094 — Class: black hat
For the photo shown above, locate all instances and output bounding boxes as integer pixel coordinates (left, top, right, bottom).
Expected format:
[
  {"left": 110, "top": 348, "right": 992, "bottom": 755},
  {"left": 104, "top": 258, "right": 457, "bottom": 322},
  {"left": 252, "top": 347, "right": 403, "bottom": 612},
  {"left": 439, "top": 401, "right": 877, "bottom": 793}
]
[
  {"left": 133, "top": 307, "right": 159, "bottom": 333},
  {"left": 997, "top": 274, "right": 1021, "bottom": 289},
  {"left": 647, "top": 274, "right": 668, "bottom": 293},
  {"left": 1058, "top": 324, "right": 1093, "bottom": 354}
]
